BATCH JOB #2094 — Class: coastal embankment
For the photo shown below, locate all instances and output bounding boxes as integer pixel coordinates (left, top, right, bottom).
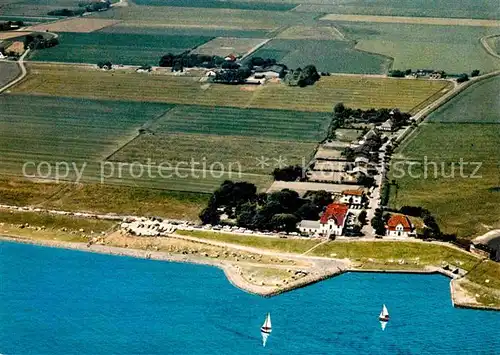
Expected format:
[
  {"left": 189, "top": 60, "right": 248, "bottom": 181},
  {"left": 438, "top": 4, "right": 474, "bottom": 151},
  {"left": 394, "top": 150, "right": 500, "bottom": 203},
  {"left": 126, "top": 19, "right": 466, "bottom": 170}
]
[{"left": 2, "top": 233, "right": 499, "bottom": 311}]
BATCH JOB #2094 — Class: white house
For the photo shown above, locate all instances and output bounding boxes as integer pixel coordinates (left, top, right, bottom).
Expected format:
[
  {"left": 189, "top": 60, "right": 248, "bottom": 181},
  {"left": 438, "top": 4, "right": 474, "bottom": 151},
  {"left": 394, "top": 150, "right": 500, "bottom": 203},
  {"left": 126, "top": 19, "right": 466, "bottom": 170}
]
[
  {"left": 340, "top": 189, "right": 365, "bottom": 207},
  {"left": 380, "top": 119, "right": 395, "bottom": 132},
  {"left": 385, "top": 214, "right": 414, "bottom": 238},
  {"left": 319, "top": 203, "right": 349, "bottom": 238},
  {"left": 298, "top": 220, "right": 320, "bottom": 236}
]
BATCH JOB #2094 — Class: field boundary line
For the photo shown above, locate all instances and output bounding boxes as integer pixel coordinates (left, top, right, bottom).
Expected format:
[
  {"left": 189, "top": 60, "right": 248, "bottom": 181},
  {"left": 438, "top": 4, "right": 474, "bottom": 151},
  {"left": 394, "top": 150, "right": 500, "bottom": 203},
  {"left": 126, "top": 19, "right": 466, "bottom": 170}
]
[{"left": 103, "top": 107, "right": 175, "bottom": 161}]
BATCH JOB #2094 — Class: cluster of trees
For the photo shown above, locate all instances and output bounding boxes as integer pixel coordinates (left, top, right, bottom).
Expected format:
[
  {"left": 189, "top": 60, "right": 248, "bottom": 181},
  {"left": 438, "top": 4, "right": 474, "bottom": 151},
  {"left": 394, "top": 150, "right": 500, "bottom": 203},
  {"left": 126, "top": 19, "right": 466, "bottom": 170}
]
[
  {"left": 283, "top": 65, "right": 320, "bottom": 87},
  {"left": 24, "top": 34, "right": 59, "bottom": 50},
  {"left": 371, "top": 208, "right": 385, "bottom": 235},
  {"left": 471, "top": 69, "right": 480, "bottom": 77},
  {"left": 333, "top": 102, "right": 411, "bottom": 127},
  {"left": 48, "top": 1, "right": 110, "bottom": 16},
  {"left": 0, "top": 21, "right": 23, "bottom": 31},
  {"left": 272, "top": 165, "right": 303, "bottom": 182},
  {"left": 199, "top": 181, "right": 333, "bottom": 233},
  {"left": 212, "top": 68, "right": 251, "bottom": 84},
  {"left": 246, "top": 57, "right": 278, "bottom": 68},
  {"left": 159, "top": 52, "right": 227, "bottom": 69},
  {"left": 456, "top": 73, "right": 469, "bottom": 83},
  {"left": 389, "top": 69, "right": 412, "bottom": 78}
]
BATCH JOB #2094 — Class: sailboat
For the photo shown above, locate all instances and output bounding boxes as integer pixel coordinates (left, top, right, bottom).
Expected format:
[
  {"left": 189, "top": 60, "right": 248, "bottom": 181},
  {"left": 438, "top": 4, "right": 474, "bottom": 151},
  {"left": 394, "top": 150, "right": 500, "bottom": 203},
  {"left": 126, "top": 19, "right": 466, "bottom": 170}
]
[
  {"left": 379, "top": 304, "right": 390, "bottom": 322},
  {"left": 260, "top": 313, "right": 272, "bottom": 347}
]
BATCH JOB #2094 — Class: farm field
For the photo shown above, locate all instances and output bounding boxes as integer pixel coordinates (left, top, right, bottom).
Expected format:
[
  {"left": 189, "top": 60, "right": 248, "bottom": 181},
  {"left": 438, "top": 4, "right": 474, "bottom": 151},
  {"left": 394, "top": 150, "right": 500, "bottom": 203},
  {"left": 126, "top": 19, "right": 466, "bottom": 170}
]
[
  {"left": 292, "top": 0, "right": 500, "bottom": 20},
  {"left": 29, "top": 32, "right": 212, "bottom": 65},
  {"left": 24, "top": 18, "right": 121, "bottom": 33},
  {"left": 147, "top": 105, "right": 330, "bottom": 141},
  {"left": 109, "top": 105, "right": 329, "bottom": 174},
  {"left": 0, "top": 94, "right": 273, "bottom": 193},
  {"left": 99, "top": 24, "right": 270, "bottom": 38},
  {"left": 93, "top": 6, "right": 318, "bottom": 30},
  {"left": 0, "top": 0, "right": 84, "bottom": 17},
  {"left": 131, "top": 0, "right": 296, "bottom": 11},
  {"left": 276, "top": 26, "right": 345, "bottom": 40},
  {"left": 246, "top": 39, "right": 391, "bottom": 74},
  {"left": 334, "top": 22, "right": 500, "bottom": 74},
  {"left": 320, "top": 14, "right": 500, "bottom": 27},
  {"left": 192, "top": 37, "right": 266, "bottom": 57},
  {"left": 13, "top": 64, "right": 452, "bottom": 113},
  {"left": 388, "top": 123, "right": 500, "bottom": 238},
  {"left": 0, "top": 62, "right": 20, "bottom": 88},
  {"left": 427, "top": 76, "right": 500, "bottom": 124},
  {"left": 109, "top": 133, "right": 318, "bottom": 174}
]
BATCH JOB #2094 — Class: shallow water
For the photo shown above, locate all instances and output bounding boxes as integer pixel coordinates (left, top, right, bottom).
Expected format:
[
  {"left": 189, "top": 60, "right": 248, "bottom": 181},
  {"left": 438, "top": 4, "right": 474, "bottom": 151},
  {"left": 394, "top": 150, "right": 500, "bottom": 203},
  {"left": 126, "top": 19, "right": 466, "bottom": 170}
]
[{"left": 0, "top": 241, "right": 498, "bottom": 354}]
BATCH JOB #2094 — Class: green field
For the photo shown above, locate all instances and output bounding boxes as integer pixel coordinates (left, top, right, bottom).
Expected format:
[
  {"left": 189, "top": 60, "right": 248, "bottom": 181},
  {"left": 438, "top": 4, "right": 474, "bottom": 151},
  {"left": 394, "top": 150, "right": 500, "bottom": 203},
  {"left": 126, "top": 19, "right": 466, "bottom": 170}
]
[
  {"left": 15, "top": 64, "right": 451, "bottom": 113},
  {"left": 93, "top": 6, "right": 318, "bottom": 30},
  {"left": 428, "top": 77, "right": 500, "bottom": 124},
  {"left": 334, "top": 22, "right": 500, "bottom": 74},
  {"left": 0, "top": 94, "right": 273, "bottom": 193},
  {"left": 131, "top": 0, "right": 296, "bottom": 11},
  {"left": 0, "top": 0, "right": 82, "bottom": 17},
  {"left": 292, "top": 0, "right": 500, "bottom": 19},
  {"left": 146, "top": 105, "right": 330, "bottom": 141},
  {"left": 0, "top": 62, "right": 20, "bottom": 88},
  {"left": 246, "top": 39, "right": 391, "bottom": 74},
  {"left": 99, "top": 24, "right": 270, "bottom": 38},
  {"left": 29, "top": 32, "right": 212, "bottom": 66},
  {"left": 389, "top": 123, "right": 500, "bottom": 238},
  {"left": 108, "top": 105, "right": 328, "bottom": 174}
]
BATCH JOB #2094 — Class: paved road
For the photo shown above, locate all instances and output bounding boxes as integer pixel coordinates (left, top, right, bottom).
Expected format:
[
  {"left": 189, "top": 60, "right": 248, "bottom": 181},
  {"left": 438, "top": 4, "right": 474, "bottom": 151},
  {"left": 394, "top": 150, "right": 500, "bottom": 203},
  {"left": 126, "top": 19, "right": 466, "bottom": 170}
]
[{"left": 0, "top": 48, "right": 29, "bottom": 94}]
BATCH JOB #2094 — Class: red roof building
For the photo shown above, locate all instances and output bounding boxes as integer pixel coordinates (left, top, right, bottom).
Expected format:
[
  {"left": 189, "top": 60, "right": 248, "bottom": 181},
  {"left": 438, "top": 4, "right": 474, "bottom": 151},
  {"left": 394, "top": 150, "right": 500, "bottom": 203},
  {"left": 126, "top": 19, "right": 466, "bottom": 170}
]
[
  {"left": 386, "top": 214, "right": 413, "bottom": 237},
  {"left": 320, "top": 203, "right": 349, "bottom": 226}
]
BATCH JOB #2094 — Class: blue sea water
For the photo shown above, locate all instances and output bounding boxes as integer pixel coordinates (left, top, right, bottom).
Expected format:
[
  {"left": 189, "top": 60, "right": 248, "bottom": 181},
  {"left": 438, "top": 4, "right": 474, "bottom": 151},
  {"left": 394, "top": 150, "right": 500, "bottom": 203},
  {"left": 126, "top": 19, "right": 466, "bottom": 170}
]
[{"left": 0, "top": 241, "right": 499, "bottom": 355}]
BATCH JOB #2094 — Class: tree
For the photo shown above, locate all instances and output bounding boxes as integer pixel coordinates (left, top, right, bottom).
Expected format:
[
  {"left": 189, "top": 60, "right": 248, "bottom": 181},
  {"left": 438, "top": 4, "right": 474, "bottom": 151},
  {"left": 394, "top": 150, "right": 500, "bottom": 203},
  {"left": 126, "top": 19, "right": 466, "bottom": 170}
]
[
  {"left": 471, "top": 69, "right": 480, "bottom": 77},
  {"left": 236, "top": 202, "right": 257, "bottom": 228},
  {"left": 296, "top": 202, "right": 321, "bottom": 220},
  {"left": 456, "top": 73, "right": 469, "bottom": 83},
  {"left": 358, "top": 210, "right": 367, "bottom": 225},
  {"left": 270, "top": 213, "right": 299, "bottom": 233},
  {"left": 310, "top": 190, "right": 333, "bottom": 208},
  {"left": 272, "top": 165, "right": 303, "bottom": 181},
  {"left": 199, "top": 206, "right": 220, "bottom": 225},
  {"left": 334, "top": 102, "right": 346, "bottom": 115},
  {"left": 268, "top": 189, "right": 301, "bottom": 212}
]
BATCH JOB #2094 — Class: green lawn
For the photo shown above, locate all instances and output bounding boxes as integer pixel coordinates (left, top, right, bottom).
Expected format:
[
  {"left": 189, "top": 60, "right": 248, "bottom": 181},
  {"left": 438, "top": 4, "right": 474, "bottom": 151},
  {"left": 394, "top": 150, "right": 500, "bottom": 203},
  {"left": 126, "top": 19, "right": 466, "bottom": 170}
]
[
  {"left": 29, "top": 32, "right": 212, "bottom": 66},
  {"left": 176, "top": 230, "right": 321, "bottom": 253},
  {"left": 311, "top": 241, "right": 479, "bottom": 270},
  {"left": 246, "top": 39, "right": 391, "bottom": 74},
  {"left": 335, "top": 22, "right": 500, "bottom": 74}
]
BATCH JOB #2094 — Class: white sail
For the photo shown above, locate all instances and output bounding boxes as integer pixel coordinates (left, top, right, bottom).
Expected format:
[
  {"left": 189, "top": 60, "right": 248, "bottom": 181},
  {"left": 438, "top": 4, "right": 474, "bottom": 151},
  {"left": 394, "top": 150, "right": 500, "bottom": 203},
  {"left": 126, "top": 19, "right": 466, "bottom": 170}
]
[
  {"left": 262, "top": 313, "right": 272, "bottom": 330},
  {"left": 260, "top": 313, "right": 272, "bottom": 347},
  {"left": 379, "top": 304, "right": 389, "bottom": 318}
]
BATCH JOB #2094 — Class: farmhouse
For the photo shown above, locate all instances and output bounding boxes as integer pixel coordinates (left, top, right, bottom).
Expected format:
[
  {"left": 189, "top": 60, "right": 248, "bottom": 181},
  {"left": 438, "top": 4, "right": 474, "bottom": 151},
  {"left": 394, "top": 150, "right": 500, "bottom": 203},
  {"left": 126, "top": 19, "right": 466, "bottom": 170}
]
[
  {"left": 319, "top": 203, "right": 349, "bottom": 238},
  {"left": 224, "top": 54, "right": 237, "bottom": 62},
  {"left": 340, "top": 189, "right": 365, "bottom": 208},
  {"left": 379, "top": 118, "right": 395, "bottom": 132},
  {"left": 385, "top": 214, "right": 414, "bottom": 238}
]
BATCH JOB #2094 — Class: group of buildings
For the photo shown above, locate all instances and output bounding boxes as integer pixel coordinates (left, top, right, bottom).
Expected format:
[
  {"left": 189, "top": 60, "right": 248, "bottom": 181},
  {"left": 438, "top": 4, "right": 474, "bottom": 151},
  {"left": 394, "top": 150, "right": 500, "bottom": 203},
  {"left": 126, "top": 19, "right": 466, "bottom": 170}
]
[{"left": 298, "top": 188, "right": 414, "bottom": 239}]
